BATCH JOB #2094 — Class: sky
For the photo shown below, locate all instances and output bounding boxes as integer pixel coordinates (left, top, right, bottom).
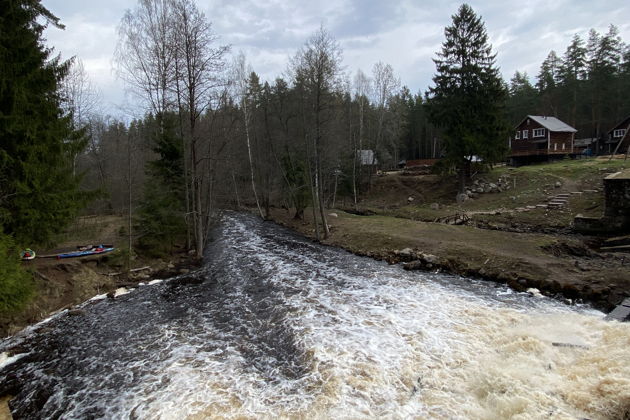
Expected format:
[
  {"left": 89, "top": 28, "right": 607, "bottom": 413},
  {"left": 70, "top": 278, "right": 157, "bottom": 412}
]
[{"left": 42, "top": 0, "right": 630, "bottom": 118}]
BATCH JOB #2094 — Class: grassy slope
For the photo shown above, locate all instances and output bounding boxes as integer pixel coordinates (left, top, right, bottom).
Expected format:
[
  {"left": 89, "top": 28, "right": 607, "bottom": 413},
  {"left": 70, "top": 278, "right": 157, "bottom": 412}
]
[{"left": 271, "top": 156, "right": 630, "bottom": 311}]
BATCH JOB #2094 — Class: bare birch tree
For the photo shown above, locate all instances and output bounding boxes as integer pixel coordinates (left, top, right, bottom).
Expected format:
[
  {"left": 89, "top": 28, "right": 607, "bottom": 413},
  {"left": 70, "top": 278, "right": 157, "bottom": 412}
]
[
  {"left": 372, "top": 62, "right": 399, "bottom": 160},
  {"left": 114, "top": 0, "right": 177, "bottom": 116},
  {"left": 352, "top": 69, "right": 371, "bottom": 207},
  {"left": 172, "top": 0, "right": 229, "bottom": 257},
  {"left": 291, "top": 26, "right": 343, "bottom": 239},
  {"left": 233, "top": 52, "right": 264, "bottom": 219}
]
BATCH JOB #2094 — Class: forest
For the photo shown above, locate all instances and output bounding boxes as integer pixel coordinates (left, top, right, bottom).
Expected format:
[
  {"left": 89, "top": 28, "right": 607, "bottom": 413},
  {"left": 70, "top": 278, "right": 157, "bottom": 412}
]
[{"left": 1, "top": 0, "right": 630, "bottom": 313}]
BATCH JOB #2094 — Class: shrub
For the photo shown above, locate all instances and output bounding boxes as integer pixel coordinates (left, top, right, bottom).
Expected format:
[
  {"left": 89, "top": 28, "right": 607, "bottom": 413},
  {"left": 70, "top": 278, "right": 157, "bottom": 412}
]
[{"left": 0, "top": 232, "right": 34, "bottom": 314}]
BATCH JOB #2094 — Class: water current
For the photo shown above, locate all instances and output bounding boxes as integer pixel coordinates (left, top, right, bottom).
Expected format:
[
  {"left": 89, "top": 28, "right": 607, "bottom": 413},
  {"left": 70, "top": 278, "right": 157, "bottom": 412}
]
[{"left": 0, "top": 212, "right": 629, "bottom": 419}]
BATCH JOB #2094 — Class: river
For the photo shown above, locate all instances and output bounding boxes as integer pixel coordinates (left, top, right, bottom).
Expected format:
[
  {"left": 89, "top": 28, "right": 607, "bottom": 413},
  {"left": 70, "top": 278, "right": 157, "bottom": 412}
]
[{"left": 0, "top": 212, "right": 628, "bottom": 419}]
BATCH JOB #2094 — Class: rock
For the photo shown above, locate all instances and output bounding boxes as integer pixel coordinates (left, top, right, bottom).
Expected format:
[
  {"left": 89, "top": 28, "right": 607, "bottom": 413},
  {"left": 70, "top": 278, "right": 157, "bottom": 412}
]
[
  {"left": 489, "top": 183, "right": 498, "bottom": 190},
  {"left": 403, "top": 261, "right": 424, "bottom": 270},
  {"left": 407, "top": 196, "right": 414, "bottom": 203},
  {"left": 328, "top": 212, "right": 338, "bottom": 218},
  {"left": 397, "top": 248, "right": 414, "bottom": 259},
  {"left": 456, "top": 193, "right": 468, "bottom": 203},
  {"left": 527, "top": 288, "right": 544, "bottom": 298},
  {"left": 430, "top": 203, "right": 440, "bottom": 210},
  {"left": 67, "top": 309, "right": 86, "bottom": 316},
  {"left": 167, "top": 263, "right": 175, "bottom": 269},
  {"left": 419, "top": 253, "right": 439, "bottom": 265},
  {"left": 179, "top": 268, "right": 190, "bottom": 274},
  {"left": 555, "top": 181, "right": 561, "bottom": 188}
]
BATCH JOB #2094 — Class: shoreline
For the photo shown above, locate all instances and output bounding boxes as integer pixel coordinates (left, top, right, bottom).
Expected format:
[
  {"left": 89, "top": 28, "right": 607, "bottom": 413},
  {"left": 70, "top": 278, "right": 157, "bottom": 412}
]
[
  {"left": 267, "top": 208, "right": 630, "bottom": 314},
  {"left": 0, "top": 252, "right": 201, "bottom": 338}
]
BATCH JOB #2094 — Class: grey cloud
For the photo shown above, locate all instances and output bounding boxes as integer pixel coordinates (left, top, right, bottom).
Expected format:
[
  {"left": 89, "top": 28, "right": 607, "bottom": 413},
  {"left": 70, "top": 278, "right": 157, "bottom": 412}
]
[{"left": 40, "top": 0, "right": 630, "bottom": 114}]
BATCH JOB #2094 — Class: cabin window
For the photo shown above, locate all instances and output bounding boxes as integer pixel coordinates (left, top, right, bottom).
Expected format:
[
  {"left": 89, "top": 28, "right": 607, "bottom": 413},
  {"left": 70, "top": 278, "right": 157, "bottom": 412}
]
[
  {"left": 613, "top": 129, "right": 626, "bottom": 138},
  {"left": 515, "top": 131, "right": 520, "bottom": 139},
  {"left": 562, "top": 143, "right": 565, "bottom": 150},
  {"left": 522, "top": 130, "right": 529, "bottom": 139},
  {"left": 554, "top": 143, "right": 557, "bottom": 151},
  {"left": 533, "top": 128, "right": 545, "bottom": 137}
]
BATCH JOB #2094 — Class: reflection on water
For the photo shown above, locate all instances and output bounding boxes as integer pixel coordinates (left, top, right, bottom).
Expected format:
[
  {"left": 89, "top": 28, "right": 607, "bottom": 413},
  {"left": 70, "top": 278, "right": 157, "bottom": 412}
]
[{"left": 1, "top": 213, "right": 628, "bottom": 419}]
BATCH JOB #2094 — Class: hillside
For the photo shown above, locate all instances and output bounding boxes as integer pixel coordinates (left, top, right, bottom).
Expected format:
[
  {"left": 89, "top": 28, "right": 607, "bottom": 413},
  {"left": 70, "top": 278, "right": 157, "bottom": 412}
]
[{"left": 271, "top": 156, "right": 630, "bottom": 312}]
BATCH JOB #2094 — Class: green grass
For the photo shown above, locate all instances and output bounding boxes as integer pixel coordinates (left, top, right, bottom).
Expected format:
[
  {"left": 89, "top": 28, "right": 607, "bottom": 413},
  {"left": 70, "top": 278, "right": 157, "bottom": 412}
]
[{"left": 360, "top": 157, "right": 627, "bottom": 230}]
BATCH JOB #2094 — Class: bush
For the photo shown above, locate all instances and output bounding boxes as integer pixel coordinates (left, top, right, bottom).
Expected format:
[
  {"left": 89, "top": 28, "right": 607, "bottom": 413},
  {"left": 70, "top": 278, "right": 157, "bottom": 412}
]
[{"left": 0, "top": 232, "right": 34, "bottom": 314}]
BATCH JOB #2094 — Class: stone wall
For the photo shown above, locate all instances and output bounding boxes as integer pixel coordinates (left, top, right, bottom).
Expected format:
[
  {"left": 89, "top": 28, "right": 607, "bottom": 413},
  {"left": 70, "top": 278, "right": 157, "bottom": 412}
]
[{"left": 574, "top": 169, "right": 630, "bottom": 234}]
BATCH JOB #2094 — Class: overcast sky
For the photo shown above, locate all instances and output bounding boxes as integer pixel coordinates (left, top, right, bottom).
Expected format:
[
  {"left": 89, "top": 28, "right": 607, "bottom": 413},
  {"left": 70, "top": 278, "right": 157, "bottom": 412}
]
[{"left": 42, "top": 0, "right": 630, "bottom": 118}]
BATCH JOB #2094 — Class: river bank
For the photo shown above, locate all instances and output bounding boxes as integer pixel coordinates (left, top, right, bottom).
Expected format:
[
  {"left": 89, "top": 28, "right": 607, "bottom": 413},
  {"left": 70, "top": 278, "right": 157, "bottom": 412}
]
[
  {"left": 0, "top": 249, "right": 199, "bottom": 338},
  {"left": 269, "top": 208, "right": 630, "bottom": 313}
]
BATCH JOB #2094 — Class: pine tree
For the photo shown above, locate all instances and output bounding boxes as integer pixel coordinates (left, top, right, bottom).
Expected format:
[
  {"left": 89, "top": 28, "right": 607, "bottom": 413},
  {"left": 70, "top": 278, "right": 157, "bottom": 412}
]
[
  {"left": 587, "top": 26, "right": 623, "bottom": 137},
  {"left": 559, "top": 35, "right": 587, "bottom": 125},
  {"left": 426, "top": 4, "right": 508, "bottom": 194},
  {"left": 0, "top": 0, "right": 90, "bottom": 245},
  {"left": 507, "top": 71, "right": 537, "bottom": 123},
  {"left": 536, "top": 51, "right": 562, "bottom": 116},
  {"left": 136, "top": 113, "right": 186, "bottom": 254}
]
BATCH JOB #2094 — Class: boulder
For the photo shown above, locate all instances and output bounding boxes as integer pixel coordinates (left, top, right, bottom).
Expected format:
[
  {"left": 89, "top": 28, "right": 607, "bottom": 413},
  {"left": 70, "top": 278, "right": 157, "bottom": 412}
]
[
  {"left": 430, "top": 202, "right": 440, "bottom": 210},
  {"left": 397, "top": 248, "right": 414, "bottom": 259},
  {"left": 456, "top": 193, "right": 469, "bottom": 203},
  {"left": 419, "top": 253, "right": 439, "bottom": 265}
]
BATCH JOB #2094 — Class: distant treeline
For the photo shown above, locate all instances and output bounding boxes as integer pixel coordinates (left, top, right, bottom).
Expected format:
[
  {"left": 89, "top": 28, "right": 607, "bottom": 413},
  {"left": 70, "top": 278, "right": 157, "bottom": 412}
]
[{"left": 507, "top": 25, "right": 630, "bottom": 138}]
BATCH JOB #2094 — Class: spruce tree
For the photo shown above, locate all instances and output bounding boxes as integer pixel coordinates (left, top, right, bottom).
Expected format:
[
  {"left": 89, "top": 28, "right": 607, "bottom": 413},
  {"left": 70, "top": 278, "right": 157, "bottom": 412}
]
[
  {"left": 426, "top": 4, "right": 508, "bottom": 194},
  {"left": 0, "top": 0, "right": 90, "bottom": 245},
  {"left": 507, "top": 71, "right": 537, "bottom": 124},
  {"left": 136, "top": 113, "right": 186, "bottom": 254}
]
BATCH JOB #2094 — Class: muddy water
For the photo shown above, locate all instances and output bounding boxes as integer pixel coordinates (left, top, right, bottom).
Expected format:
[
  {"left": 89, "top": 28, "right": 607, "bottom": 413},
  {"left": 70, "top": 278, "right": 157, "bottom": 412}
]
[{"left": 0, "top": 213, "right": 629, "bottom": 419}]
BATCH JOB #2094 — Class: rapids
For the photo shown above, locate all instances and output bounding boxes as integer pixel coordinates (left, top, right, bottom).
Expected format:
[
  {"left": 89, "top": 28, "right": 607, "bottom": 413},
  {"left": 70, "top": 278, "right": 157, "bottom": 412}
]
[{"left": 0, "top": 212, "right": 629, "bottom": 419}]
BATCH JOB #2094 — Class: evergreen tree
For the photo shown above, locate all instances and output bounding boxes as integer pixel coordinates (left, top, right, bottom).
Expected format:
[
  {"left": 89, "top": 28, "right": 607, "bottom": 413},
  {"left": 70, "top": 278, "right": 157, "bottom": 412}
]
[
  {"left": 507, "top": 71, "right": 537, "bottom": 124},
  {"left": 0, "top": 229, "right": 34, "bottom": 314},
  {"left": 587, "top": 26, "right": 623, "bottom": 137},
  {"left": 0, "top": 0, "right": 90, "bottom": 245},
  {"left": 559, "top": 35, "right": 587, "bottom": 125},
  {"left": 536, "top": 50, "right": 562, "bottom": 116},
  {"left": 136, "top": 114, "right": 186, "bottom": 254},
  {"left": 426, "top": 4, "right": 508, "bottom": 194}
]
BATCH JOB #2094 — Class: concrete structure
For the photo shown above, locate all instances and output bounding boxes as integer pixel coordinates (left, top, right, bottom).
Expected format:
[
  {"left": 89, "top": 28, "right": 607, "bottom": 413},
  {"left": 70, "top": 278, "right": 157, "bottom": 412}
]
[
  {"left": 574, "top": 169, "right": 630, "bottom": 234},
  {"left": 604, "top": 298, "right": 630, "bottom": 322}
]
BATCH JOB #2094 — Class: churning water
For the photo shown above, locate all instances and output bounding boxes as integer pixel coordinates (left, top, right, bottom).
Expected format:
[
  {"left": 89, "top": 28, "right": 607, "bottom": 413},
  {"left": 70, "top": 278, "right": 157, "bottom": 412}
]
[{"left": 1, "top": 213, "right": 629, "bottom": 419}]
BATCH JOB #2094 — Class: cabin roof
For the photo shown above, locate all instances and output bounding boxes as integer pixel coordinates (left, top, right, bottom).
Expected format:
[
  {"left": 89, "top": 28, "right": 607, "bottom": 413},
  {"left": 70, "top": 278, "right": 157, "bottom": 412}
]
[
  {"left": 607, "top": 115, "right": 630, "bottom": 134},
  {"left": 516, "top": 115, "right": 577, "bottom": 133}
]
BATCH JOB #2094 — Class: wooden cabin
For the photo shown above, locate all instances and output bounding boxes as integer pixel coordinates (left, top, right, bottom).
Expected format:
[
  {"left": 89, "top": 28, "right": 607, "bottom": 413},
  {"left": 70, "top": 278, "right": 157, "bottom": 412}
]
[
  {"left": 604, "top": 116, "right": 630, "bottom": 155},
  {"left": 509, "top": 116, "right": 577, "bottom": 164}
]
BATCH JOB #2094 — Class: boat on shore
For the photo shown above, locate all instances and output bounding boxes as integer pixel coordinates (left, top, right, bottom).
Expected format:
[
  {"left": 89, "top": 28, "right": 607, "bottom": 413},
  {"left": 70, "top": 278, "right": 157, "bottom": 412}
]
[{"left": 38, "top": 245, "right": 115, "bottom": 259}]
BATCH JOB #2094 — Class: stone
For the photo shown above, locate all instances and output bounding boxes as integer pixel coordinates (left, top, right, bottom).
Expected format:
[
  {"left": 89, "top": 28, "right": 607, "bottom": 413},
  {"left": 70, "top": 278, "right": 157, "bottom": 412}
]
[
  {"left": 407, "top": 196, "right": 414, "bottom": 202},
  {"left": 397, "top": 248, "right": 414, "bottom": 259},
  {"left": 67, "top": 309, "right": 86, "bottom": 316},
  {"left": 328, "top": 212, "right": 338, "bottom": 218},
  {"left": 179, "top": 268, "right": 190, "bottom": 274},
  {"left": 430, "top": 203, "right": 440, "bottom": 210},
  {"left": 419, "top": 253, "right": 439, "bottom": 265},
  {"left": 527, "top": 288, "right": 543, "bottom": 298},
  {"left": 555, "top": 181, "right": 562, "bottom": 188},
  {"left": 456, "top": 193, "right": 469, "bottom": 203}
]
